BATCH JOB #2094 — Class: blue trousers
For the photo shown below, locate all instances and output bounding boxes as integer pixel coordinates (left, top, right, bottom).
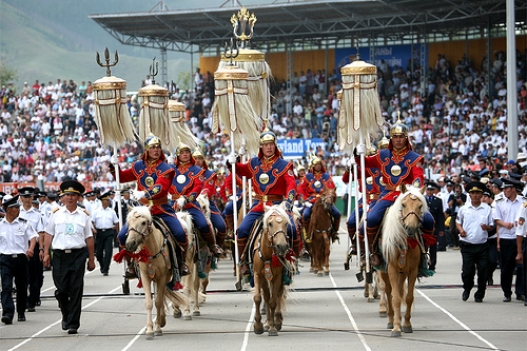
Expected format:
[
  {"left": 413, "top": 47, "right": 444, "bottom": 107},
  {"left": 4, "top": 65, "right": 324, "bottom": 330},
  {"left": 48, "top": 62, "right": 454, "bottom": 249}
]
[
  {"left": 118, "top": 213, "right": 186, "bottom": 246},
  {"left": 223, "top": 197, "right": 243, "bottom": 216},
  {"left": 238, "top": 207, "right": 297, "bottom": 240}
]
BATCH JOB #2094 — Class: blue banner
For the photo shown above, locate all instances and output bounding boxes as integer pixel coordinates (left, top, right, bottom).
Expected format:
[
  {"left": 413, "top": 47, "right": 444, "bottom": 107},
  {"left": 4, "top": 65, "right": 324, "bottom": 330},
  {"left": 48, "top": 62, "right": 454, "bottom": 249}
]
[
  {"left": 335, "top": 44, "right": 427, "bottom": 74},
  {"left": 276, "top": 138, "right": 326, "bottom": 159}
]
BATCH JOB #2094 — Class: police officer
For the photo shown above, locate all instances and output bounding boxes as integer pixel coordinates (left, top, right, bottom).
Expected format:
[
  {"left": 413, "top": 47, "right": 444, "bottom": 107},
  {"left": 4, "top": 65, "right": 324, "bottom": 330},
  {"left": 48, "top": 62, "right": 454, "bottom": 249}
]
[
  {"left": 18, "top": 187, "right": 45, "bottom": 312},
  {"left": 456, "top": 181, "right": 494, "bottom": 302},
  {"left": 91, "top": 191, "right": 119, "bottom": 276},
  {"left": 42, "top": 180, "right": 95, "bottom": 334},
  {"left": 425, "top": 182, "right": 445, "bottom": 271},
  {"left": 0, "top": 194, "right": 38, "bottom": 324}
]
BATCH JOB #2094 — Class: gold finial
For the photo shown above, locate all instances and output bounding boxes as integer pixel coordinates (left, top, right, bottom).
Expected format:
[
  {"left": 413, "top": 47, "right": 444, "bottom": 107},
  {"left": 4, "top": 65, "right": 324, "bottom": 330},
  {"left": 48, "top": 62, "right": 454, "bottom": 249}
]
[
  {"left": 149, "top": 57, "right": 159, "bottom": 85},
  {"left": 96, "top": 48, "right": 119, "bottom": 77},
  {"left": 230, "top": 7, "right": 257, "bottom": 43}
]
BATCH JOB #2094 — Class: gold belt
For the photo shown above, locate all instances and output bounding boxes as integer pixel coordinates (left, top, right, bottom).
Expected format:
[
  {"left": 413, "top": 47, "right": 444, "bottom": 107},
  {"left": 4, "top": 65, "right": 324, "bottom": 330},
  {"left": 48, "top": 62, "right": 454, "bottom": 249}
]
[
  {"left": 148, "top": 197, "right": 168, "bottom": 206},
  {"left": 254, "top": 194, "right": 284, "bottom": 202}
]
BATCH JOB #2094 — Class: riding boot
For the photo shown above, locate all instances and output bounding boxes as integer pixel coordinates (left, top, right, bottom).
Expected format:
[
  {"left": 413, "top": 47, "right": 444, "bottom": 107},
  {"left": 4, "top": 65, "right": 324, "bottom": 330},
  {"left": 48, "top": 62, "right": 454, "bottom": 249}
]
[
  {"left": 331, "top": 218, "right": 340, "bottom": 243},
  {"left": 203, "top": 230, "right": 223, "bottom": 258},
  {"left": 123, "top": 253, "right": 137, "bottom": 279},
  {"left": 216, "top": 230, "right": 226, "bottom": 248},
  {"left": 225, "top": 214, "right": 234, "bottom": 239},
  {"left": 292, "top": 237, "right": 301, "bottom": 258},
  {"left": 237, "top": 237, "right": 251, "bottom": 276},
  {"left": 367, "top": 228, "right": 382, "bottom": 267},
  {"left": 179, "top": 240, "right": 190, "bottom": 277}
]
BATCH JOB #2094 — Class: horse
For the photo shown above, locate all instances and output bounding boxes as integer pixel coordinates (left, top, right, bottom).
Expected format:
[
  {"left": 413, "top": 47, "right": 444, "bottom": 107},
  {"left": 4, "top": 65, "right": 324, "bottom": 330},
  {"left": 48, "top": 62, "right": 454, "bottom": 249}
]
[
  {"left": 380, "top": 186, "right": 427, "bottom": 337},
  {"left": 307, "top": 187, "right": 336, "bottom": 276},
  {"left": 196, "top": 193, "right": 214, "bottom": 294},
  {"left": 253, "top": 204, "right": 296, "bottom": 336},
  {"left": 124, "top": 206, "right": 189, "bottom": 339},
  {"left": 171, "top": 210, "right": 207, "bottom": 320}
]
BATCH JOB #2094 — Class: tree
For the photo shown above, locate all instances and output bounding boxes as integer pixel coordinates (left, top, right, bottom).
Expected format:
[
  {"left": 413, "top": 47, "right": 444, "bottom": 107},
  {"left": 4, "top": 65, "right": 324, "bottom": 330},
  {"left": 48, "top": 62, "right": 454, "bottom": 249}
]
[{"left": 0, "top": 60, "right": 17, "bottom": 86}]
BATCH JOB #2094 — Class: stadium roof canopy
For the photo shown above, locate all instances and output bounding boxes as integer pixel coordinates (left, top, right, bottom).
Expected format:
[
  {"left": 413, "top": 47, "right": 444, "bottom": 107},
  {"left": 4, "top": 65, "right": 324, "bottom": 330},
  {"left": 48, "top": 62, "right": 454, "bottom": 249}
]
[{"left": 90, "top": 0, "right": 527, "bottom": 55}]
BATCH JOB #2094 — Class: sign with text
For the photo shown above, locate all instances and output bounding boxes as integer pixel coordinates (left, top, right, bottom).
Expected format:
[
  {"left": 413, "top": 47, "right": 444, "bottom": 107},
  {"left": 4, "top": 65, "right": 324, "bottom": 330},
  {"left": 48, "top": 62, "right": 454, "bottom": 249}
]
[{"left": 276, "top": 138, "right": 326, "bottom": 159}]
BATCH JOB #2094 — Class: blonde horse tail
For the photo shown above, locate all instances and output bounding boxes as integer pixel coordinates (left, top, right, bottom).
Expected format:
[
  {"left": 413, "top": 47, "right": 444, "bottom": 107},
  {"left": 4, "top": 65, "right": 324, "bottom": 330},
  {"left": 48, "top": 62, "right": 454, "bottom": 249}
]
[{"left": 165, "top": 290, "right": 189, "bottom": 311}]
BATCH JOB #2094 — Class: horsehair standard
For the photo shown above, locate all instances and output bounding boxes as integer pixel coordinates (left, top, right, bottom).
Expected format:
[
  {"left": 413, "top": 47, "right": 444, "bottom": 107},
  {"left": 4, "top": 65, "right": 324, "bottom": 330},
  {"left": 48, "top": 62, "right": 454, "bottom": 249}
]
[{"left": 382, "top": 187, "right": 427, "bottom": 265}]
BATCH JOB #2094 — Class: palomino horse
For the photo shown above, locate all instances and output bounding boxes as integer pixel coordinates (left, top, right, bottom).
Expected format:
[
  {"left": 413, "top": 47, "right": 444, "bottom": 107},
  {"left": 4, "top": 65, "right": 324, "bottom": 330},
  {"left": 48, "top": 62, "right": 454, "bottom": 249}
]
[
  {"left": 307, "top": 188, "right": 336, "bottom": 276},
  {"left": 380, "top": 186, "right": 427, "bottom": 337},
  {"left": 172, "top": 210, "right": 206, "bottom": 320},
  {"left": 253, "top": 204, "right": 296, "bottom": 336},
  {"left": 125, "top": 207, "right": 189, "bottom": 339}
]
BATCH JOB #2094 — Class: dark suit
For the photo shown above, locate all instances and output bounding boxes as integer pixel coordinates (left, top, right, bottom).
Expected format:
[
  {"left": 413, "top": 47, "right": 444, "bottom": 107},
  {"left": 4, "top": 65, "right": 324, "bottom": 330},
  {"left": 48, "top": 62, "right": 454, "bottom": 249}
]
[{"left": 427, "top": 195, "right": 445, "bottom": 271}]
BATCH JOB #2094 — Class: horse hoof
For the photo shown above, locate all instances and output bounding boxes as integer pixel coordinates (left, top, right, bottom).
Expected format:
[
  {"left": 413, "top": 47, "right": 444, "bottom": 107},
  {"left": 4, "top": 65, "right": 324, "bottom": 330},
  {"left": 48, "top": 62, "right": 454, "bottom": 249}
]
[
  {"left": 146, "top": 332, "right": 154, "bottom": 340},
  {"left": 309, "top": 268, "right": 314, "bottom": 273},
  {"left": 193, "top": 311, "right": 201, "bottom": 316},
  {"left": 317, "top": 272, "right": 323, "bottom": 277},
  {"left": 387, "top": 323, "right": 394, "bottom": 329},
  {"left": 324, "top": 271, "right": 329, "bottom": 275},
  {"left": 254, "top": 328, "right": 264, "bottom": 335},
  {"left": 402, "top": 326, "right": 413, "bottom": 333},
  {"left": 182, "top": 315, "right": 192, "bottom": 321},
  {"left": 276, "top": 324, "right": 282, "bottom": 331},
  {"left": 391, "top": 331, "right": 401, "bottom": 337},
  {"left": 268, "top": 330, "right": 278, "bottom": 336},
  {"left": 367, "top": 297, "right": 374, "bottom": 303},
  {"left": 379, "top": 311, "right": 387, "bottom": 317},
  {"left": 173, "top": 310, "right": 182, "bottom": 318},
  {"left": 154, "top": 330, "right": 162, "bottom": 336}
]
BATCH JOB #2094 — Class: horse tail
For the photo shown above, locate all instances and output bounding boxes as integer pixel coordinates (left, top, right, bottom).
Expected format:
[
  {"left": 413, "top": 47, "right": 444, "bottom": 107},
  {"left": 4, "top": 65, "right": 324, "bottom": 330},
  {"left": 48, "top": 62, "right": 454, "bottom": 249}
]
[
  {"left": 381, "top": 197, "right": 407, "bottom": 265},
  {"left": 165, "top": 290, "right": 190, "bottom": 311}
]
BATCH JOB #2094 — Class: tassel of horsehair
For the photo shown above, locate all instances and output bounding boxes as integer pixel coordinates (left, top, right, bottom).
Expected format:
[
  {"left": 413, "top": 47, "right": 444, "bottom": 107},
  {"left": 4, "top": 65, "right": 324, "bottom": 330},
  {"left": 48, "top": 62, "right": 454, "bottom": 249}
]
[{"left": 272, "top": 254, "right": 281, "bottom": 267}]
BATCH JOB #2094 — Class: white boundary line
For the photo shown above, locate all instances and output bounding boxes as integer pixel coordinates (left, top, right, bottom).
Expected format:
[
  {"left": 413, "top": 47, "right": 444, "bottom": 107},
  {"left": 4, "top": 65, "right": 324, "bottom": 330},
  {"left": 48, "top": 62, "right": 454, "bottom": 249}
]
[
  {"left": 240, "top": 304, "right": 257, "bottom": 351},
  {"left": 416, "top": 289, "right": 500, "bottom": 350},
  {"left": 330, "top": 274, "right": 372, "bottom": 351}
]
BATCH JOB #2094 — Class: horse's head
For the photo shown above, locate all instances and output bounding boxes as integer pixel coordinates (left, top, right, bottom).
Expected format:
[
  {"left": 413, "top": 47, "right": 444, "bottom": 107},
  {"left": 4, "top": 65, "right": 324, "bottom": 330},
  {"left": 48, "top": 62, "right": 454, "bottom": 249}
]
[
  {"left": 125, "top": 207, "right": 153, "bottom": 252},
  {"left": 319, "top": 187, "right": 337, "bottom": 211},
  {"left": 262, "top": 204, "right": 291, "bottom": 257},
  {"left": 398, "top": 187, "right": 427, "bottom": 238}
]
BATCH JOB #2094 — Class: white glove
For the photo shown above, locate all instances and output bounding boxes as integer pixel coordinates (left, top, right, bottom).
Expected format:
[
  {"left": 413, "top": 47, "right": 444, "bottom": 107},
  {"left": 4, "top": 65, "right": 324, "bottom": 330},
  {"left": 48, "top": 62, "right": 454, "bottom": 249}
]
[
  {"left": 356, "top": 144, "right": 366, "bottom": 155},
  {"left": 227, "top": 154, "right": 238, "bottom": 164},
  {"left": 348, "top": 158, "right": 356, "bottom": 167},
  {"left": 305, "top": 202, "right": 313, "bottom": 208},
  {"left": 238, "top": 145, "right": 247, "bottom": 156},
  {"left": 176, "top": 197, "right": 187, "bottom": 210},
  {"left": 132, "top": 190, "right": 145, "bottom": 201},
  {"left": 110, "top": 154, "right": 119, "bottom": 164},
  {"left": 166, "top": 155, "right": 174, "bottom": 164}
]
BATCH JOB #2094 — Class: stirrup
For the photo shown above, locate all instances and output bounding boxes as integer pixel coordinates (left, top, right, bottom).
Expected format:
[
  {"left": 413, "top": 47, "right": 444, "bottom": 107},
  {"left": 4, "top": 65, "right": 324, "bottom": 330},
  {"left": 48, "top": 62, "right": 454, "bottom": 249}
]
[
  {"left": 211, "top": 244, "right": 223, "bottom": 258},
  {"left": 240, "top": 263, "right": 251, "bottom": 276},
  {"left": 123, "top": 267, "right": 137, "bottom": 279}
]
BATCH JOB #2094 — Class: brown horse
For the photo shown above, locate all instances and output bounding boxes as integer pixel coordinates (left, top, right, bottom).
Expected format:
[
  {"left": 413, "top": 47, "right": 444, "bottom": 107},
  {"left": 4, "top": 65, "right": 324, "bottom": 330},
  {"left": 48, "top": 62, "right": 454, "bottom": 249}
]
[
  {"left": 125, "top": 207, "right": 189, "bottom": 339},
  {"left": 307, "top": 188, "right": 337, "bottom": 276},
  {"left": 253, "top": 204, "right": 295, "bottom": 336},
  {"left": 380, "top": 186, "right": 427, "bottom": 337}
]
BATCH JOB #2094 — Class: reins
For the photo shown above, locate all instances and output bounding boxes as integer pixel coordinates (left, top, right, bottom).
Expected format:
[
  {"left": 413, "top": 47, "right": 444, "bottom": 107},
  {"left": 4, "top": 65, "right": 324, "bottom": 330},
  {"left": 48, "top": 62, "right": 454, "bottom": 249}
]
[{"left": 128, "top": 217, "right": 166, "bottom": 260}]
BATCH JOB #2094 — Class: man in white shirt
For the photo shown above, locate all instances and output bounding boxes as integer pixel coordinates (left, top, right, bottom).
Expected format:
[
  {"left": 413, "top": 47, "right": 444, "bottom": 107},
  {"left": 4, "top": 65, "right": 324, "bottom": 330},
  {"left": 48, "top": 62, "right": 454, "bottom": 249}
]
[
  {"left": 456, "top": 182, "right": 494, "bottom": 302},
  {"left": 0, "top": 195, "right": 38, "bottom": 324},
  {"left": 91, "top": 191, "right": 118, "bottom": 276}
]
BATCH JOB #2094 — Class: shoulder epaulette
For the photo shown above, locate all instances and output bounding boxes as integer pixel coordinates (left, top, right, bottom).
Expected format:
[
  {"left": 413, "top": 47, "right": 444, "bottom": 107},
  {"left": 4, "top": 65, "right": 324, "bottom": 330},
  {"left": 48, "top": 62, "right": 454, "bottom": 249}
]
[
  {"left": 83, "top": 209, "right": 90, "bottom": 216},
  {"left": 495, "top": 197, "right": 504, "bottom": 202},
  {"left": 18, "top": 217, "right": 27, "bottom": 222},
  {"left": 52, "top": 207, "right": 60, "bottom": 213},
  {"left": 523, "top": 201, "right": 527, "bottom": 208}
]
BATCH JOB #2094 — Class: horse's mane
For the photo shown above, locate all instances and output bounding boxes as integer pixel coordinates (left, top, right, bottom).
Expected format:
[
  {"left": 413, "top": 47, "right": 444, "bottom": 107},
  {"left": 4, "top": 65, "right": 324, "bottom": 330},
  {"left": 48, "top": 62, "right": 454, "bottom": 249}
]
[
  {"left": 262, "top": 204, "right": 291, "bottom": 230},
  {"left": 382, "top": 187, "right": 427, "bottom": 264},
  {"left": 127, "top": 206, "right": 152, "bottom": 223}
]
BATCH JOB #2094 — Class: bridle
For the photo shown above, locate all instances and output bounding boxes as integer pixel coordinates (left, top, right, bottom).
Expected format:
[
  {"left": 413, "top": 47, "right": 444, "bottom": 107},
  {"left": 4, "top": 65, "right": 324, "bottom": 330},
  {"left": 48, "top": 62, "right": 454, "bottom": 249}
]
[
  {"left": 265, "top": 213, "right": 288, "bottom": 249},
  {"left": 127, "top": 216, "right": 166, "bottom": 260}
]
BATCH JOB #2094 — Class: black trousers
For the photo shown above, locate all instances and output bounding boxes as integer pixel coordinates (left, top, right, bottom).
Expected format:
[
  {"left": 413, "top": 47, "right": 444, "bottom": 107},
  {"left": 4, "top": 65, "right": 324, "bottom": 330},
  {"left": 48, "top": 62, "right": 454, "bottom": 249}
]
[
  {"left": 460, "top": 241, "right": 489, "bottom": 299},
  {"left": 487, "top": 237, "right": 499, "bottom": 282},
  {"left": 52, "top": 248, "right": 87, "bottom": 330},
  {"left": 429, "top": 234, "right": 438, "bottom": 271},
  {"left": 27, "top": 242, "right": 44, "bottom": 308},
  {"left": 0, "top": 254, "right": 28, "bottom": 318},
  {"left": 499, "top": 238, "right": 517, "bottom": 298},
  {"left": 95, "top": 229, "right": 115, "bottom": 274}
]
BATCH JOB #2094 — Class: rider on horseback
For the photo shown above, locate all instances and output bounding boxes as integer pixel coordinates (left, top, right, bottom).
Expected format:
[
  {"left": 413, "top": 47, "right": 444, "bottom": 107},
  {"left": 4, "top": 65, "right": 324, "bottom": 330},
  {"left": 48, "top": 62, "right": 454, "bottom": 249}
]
[
  {"left": 300, "top": 155, "right": 341, "bottom": 243},
  {"left": 345, "top": 137, "right": 389, "bottom": 254},
  {"left": 169, "top": 143, "right": 223, "bottom": 258},
  {"left": 111, "top": 134, "right": 190, "bottom": 279},
  {"left": 228, "top": 130, "right": 300, "bottom": 276},
  {"left": 360, "top": 119, "right": 434, "bottom": 267},
  {"left": 192, "top": 148, "right": 227, "bottom": 249}
]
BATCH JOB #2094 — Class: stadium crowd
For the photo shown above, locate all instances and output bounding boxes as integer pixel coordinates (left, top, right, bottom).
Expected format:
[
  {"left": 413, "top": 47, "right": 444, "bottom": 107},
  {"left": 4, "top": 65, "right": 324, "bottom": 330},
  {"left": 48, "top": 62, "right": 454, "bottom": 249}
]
[{"left": 1, "top": 49, "right": 527, "bottom": 186}]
